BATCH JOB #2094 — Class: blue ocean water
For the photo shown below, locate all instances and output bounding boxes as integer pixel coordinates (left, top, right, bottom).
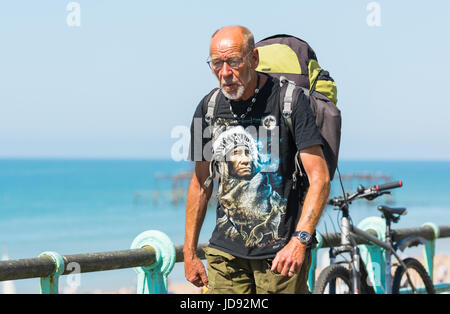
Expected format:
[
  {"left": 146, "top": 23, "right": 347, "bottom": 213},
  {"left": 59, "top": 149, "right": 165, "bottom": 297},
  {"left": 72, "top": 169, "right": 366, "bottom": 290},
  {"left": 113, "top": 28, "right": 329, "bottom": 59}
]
[{"left": 0, "top": 159, "right": 449, "bottom": 293}]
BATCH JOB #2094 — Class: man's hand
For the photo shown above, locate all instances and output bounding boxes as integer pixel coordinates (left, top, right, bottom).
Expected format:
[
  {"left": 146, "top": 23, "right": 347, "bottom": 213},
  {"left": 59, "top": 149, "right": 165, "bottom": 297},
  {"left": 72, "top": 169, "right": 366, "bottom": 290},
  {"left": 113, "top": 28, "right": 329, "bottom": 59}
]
[
  {"left": 184, "top": 253, "right": 209, "bottom": 287},
  {"left": 270, "top": 238, "right": 307, "bottom": 277}
]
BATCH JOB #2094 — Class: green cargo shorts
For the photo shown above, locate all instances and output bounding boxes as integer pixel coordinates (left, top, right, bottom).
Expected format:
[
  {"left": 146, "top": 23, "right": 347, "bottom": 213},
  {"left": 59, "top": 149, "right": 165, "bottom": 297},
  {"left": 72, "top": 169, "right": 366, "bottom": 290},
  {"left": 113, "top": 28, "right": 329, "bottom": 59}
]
[{"left": 203, "top": 247, "right": 311, "bottom": 294}]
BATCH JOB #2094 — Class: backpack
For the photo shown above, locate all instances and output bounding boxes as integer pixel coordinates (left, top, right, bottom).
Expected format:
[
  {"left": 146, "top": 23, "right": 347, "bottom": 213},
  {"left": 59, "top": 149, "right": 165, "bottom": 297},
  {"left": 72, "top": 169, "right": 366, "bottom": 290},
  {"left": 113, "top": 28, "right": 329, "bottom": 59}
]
[
  {"left": 203, "top": 34, "right": 341, "bottom": 188},
  {"left": 255, "top": 34, "right": 341, "bottom": 181}
]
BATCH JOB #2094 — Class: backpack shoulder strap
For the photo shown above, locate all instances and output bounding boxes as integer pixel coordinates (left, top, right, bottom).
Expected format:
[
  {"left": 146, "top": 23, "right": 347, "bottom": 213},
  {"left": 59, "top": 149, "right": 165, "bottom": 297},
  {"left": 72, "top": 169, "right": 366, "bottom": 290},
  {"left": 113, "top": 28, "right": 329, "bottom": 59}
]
[
  {"left": 279, "top": 77, "right": 310, "bottom": 186},
  {"left": 205, "top": 88, "right": 220, "bottom": 125},
  {"left": 279, "top": 77, "right": 296, "bottom": 137},
  {"left": 202, "top": 88, "right": 220, "bottom": 189},
  {"left": 279, "top": 77, "right": 310, "bottom": 138}
]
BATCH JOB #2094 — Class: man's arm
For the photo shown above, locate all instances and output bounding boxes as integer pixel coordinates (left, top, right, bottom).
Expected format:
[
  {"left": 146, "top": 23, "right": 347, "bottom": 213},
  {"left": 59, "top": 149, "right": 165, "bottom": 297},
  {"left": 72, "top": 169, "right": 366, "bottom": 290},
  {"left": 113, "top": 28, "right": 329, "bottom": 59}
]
[
  {"left": 271, "top": 145, "right": 330, "bottom": 277},
  {"left": 183, "top": 161, "right": 213, "bottom": 287},
  {"left": 294, "top": 145, "right": 331, "bottom": 235}
]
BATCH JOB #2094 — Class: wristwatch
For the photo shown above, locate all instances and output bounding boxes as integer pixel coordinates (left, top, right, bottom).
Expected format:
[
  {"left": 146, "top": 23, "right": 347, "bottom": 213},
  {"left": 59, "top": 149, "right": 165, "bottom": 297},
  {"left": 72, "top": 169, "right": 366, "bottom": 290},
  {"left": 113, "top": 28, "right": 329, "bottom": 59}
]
[{"left": 292, "top": 231, "right": 313, "bottom": 245}]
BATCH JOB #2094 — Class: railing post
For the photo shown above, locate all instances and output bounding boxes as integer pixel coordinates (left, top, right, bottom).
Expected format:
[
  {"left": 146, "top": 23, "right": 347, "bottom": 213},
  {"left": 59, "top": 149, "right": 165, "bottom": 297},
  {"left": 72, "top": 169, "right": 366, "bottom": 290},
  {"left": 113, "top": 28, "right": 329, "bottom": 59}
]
[
  {"left": 39, "top": 251, "right": 65, "bottom": 294},
  {"left": 357, "top": 217, "right": 387, "bottom": 294},
  {"left": 422, "top": 222, "right": 439, "bottom": 281},
  {"left": 308, "top": 232, "right": 323, "bottom": 291},
  {"left": 131, "top": 230, "right": 176, "bottom": 294}
]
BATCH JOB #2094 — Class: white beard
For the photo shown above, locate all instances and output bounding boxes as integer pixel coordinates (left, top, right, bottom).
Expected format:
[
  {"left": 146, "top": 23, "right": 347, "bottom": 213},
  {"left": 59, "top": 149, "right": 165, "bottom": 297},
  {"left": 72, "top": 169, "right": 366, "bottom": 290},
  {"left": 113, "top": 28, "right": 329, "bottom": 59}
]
[
  {"left": 221, "top": 84, "right": 245, "bottom": 100},
  {"left": 221, "top": 71, "right": 253, "bottom": 100}
]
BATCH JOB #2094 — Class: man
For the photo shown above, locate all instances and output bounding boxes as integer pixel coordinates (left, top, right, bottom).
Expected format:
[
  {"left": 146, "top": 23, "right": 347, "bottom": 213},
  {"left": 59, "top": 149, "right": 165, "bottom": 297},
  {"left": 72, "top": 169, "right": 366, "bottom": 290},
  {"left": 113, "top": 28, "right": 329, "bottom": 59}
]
[{"left": 184, "top": 25, "right": 330, "bottom": 294}]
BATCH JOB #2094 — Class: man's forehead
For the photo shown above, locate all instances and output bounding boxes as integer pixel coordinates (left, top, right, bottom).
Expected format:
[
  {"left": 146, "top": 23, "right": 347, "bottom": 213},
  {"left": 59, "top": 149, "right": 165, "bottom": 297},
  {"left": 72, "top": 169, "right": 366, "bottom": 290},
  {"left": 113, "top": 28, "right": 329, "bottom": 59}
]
[{"left": 210, "top": 34, "right": 245, "bottom": 56}]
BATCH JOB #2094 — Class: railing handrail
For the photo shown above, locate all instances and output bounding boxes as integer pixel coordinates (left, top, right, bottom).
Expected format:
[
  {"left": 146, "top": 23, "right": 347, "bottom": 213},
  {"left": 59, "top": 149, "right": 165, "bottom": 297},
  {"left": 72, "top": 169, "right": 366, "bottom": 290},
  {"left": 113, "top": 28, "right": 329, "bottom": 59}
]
[
  {"left": 0, "top": 248, "right": 155, "bottom": 282},
  {"left": 1, "top": 224, "right": 449, "bottom": 283}
]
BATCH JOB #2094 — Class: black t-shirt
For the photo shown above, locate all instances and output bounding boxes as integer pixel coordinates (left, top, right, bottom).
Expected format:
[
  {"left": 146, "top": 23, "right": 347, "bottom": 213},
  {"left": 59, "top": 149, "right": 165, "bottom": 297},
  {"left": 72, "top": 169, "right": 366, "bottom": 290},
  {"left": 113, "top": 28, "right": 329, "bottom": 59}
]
[{"left": 189, "top": 74, "right": 323, "bottom": 259}]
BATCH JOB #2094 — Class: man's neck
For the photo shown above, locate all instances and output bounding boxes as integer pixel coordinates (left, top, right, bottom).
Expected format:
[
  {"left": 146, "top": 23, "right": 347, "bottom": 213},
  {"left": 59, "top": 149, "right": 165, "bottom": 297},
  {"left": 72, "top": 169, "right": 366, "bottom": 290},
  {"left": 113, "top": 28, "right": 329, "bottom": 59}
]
[{"left": 239, "top": 72, "right": 262, "bottom": 101}]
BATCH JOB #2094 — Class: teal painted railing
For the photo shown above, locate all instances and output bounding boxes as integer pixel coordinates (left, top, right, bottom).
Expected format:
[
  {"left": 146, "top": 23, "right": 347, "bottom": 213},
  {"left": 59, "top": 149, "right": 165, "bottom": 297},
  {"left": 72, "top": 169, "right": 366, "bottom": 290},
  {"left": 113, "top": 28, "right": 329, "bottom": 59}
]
[{"left": 0, "top": 224, "right": 449, "bottom": 294}]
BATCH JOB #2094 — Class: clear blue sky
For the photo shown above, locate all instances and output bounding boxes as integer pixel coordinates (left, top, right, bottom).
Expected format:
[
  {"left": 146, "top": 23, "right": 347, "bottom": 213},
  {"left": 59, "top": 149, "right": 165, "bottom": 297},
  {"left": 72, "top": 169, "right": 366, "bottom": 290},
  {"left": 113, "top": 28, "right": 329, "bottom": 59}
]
[{"left": 1, "top": 0, "right": 449, "bottom": 160}]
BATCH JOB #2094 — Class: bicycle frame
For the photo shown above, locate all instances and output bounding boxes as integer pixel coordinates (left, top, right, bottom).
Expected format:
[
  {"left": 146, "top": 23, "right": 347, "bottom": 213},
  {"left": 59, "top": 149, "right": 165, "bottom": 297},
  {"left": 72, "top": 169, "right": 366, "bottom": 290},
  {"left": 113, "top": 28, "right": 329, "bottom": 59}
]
[{"left": 331, "top": 215, "right": 416, "bottom": 294}]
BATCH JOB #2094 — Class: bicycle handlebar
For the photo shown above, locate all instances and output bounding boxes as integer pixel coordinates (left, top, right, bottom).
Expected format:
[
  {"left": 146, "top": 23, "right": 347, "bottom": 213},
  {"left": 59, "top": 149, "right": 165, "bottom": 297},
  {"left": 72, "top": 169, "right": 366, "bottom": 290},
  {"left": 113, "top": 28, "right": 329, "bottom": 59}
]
[
  {"left": 328, "top": 180, "right": 403, "bottom": 207},
  {"left": 374, "top": 180, "right": 403, "bottom": 192}
]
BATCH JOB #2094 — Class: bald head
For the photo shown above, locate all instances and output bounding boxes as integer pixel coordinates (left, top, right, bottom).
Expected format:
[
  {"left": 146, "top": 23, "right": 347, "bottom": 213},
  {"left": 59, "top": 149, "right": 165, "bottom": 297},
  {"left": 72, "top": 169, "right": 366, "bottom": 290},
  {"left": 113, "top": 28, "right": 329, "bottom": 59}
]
[{"left": 211, "top": 25, "right": 255, "bottom": 55}]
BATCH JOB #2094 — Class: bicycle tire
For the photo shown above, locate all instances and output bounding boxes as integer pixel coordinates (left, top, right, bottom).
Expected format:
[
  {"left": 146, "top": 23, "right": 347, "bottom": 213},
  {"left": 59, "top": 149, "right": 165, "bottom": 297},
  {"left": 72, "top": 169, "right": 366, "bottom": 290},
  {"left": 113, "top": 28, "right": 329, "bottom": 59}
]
[
  {"left": 313, "top": 264, "right": 353, "bottom": 294},
  {"left": 392, "top": 257, "right": 435, "bottom": 294}
]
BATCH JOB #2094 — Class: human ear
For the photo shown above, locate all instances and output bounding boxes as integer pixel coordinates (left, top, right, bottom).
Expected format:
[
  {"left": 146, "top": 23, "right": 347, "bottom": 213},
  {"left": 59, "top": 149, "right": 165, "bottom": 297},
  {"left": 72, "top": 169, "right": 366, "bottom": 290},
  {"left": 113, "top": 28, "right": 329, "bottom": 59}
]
[{"left": 251, "top": 48, "right": 259, "bottom": 70}]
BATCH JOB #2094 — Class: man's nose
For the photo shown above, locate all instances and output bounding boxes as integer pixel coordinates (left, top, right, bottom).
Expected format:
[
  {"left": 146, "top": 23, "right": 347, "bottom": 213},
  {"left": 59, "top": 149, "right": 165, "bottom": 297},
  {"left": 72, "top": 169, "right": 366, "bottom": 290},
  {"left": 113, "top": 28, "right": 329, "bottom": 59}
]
[{"left": 219, "top": 61, "right": 233, "bottom": 77}]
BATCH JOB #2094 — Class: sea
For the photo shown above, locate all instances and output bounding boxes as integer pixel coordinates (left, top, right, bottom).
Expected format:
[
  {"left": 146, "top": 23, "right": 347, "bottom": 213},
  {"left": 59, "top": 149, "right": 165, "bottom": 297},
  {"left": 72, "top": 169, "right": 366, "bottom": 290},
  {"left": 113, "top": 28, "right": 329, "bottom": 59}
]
[{"left": 0, "top": 159, "right": 449, "bottom": 293}]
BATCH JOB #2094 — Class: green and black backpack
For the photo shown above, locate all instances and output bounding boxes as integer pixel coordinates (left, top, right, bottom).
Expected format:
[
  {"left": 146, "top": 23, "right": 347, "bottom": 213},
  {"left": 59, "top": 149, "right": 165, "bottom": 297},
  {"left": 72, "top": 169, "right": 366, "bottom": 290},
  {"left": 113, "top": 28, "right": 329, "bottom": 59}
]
[{"left": 256, "top": 34, "right": 341, "bottom": 181}]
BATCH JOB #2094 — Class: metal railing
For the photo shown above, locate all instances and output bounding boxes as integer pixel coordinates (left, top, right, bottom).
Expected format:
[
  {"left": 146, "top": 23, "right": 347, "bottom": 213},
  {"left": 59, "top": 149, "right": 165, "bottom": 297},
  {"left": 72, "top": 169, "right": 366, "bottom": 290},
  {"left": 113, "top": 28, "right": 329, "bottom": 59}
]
[{"left": 0, "top": 225, "right": 449, "bottom": 294}]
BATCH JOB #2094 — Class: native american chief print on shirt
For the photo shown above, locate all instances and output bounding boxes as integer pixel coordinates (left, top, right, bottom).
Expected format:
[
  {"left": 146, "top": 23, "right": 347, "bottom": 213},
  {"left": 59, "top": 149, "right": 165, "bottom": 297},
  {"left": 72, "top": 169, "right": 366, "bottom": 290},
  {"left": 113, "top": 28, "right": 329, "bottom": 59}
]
[{"left": 211, "top": 118, "right": 287, "bottom": 248}]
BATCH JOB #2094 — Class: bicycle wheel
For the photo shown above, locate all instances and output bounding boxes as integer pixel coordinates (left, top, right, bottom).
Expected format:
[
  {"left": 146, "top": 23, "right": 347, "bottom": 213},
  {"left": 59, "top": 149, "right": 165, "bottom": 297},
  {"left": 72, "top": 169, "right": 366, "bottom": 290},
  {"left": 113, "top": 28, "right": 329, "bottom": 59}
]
[
  {"left": 313, "top": 264, "right": 353, "bottom": 294},
  {"left": 392, "top": 257, "right": 435, "bottom": 294}
]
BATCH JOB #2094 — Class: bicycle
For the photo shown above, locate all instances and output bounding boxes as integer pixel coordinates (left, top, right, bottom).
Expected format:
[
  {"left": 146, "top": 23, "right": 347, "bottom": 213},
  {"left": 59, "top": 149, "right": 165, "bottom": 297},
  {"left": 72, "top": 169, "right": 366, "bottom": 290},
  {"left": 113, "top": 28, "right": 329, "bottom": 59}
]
[{"left": 313, "top": 181, "right": 435, "bottom": 294}]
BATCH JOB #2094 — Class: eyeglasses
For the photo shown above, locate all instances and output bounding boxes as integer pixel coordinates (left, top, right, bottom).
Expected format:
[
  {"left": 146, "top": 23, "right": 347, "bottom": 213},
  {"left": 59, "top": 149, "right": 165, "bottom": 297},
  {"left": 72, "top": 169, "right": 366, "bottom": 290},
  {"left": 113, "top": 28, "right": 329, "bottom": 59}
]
[{"left": 206, "top": 51, "right": 252, "bottom": 72}]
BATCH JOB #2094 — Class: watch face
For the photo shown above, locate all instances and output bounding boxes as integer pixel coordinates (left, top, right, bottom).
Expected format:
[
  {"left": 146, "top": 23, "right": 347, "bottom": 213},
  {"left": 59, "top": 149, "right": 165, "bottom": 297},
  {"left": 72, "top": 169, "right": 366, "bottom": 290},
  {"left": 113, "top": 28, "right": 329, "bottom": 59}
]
[{"left": 300, "top": 232, "right": 311, "bottom": 243}]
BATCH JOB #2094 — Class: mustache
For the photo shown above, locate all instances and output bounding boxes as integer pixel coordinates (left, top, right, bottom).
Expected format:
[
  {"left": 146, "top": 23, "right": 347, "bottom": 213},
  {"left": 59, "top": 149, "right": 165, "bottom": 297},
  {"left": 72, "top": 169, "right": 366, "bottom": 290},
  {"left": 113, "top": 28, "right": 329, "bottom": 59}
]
[{"left": 221, "top": 79, "right": 242, "bottom": 86}]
